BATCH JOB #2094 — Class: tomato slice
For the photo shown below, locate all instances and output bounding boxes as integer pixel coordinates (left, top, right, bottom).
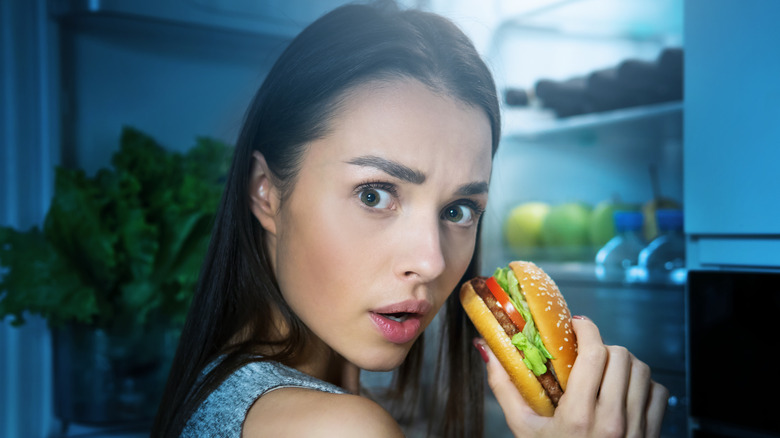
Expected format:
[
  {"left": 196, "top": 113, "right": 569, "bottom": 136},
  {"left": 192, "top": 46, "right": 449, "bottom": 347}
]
[{"left": 485, "top": 276, "right": 526, "bottom": 331}]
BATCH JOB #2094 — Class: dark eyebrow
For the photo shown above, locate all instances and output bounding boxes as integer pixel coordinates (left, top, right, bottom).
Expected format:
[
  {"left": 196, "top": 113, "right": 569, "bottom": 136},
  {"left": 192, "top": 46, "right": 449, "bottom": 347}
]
[
  {"left": 346, "top": 155, "right": 426, "bottom": 184},
  {"left": 455, "top": 181, "right": 490, "bottom": 196},
  {"left": 346, "top": 155, "right": 488, "bottom": 196}
]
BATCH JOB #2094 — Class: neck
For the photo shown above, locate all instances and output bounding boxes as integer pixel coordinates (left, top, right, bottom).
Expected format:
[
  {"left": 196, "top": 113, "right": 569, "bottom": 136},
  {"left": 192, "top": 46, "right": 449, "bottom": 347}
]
[
  {"left": 289, "top": 334, "right": 361, "bottom": 394},
  {"left": 230, "top": 305, "right": 362, "bottom": 394}
]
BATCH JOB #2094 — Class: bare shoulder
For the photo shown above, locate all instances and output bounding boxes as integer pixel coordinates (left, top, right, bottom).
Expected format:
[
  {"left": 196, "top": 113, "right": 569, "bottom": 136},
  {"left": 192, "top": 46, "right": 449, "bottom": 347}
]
[{"left": 243, "top": 387, "right": 404, "bottom": 437}]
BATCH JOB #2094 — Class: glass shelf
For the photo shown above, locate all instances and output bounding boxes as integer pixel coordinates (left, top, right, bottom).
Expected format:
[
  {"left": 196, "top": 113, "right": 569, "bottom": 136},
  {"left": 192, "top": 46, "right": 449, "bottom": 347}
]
[
  {"left": 502, "top": 102, "right": 683, "bottom": 142},
  {"left": 502, "top": 100, "right": 682, "bottom": 143}
]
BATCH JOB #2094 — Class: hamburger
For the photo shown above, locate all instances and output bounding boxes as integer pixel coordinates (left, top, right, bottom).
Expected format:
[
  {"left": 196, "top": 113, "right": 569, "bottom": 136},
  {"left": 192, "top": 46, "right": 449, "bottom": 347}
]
[{"left": 460, "top": 261, "right": 577, "bottom": 416}]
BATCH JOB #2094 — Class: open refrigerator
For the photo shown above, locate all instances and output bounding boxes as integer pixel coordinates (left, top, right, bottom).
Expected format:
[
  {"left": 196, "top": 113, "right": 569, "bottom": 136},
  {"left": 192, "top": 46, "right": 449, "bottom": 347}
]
[{"left": 9, "top": 0, "right": 779, "bottom": 437}]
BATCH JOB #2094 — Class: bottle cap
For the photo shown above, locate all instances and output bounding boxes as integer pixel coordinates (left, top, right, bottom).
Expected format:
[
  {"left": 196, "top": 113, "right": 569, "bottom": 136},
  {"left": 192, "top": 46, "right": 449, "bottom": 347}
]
[
  {"left": 656, "top": 209, "right": 684, "bottom": 231},
  {"left": 614, "top": 211, "right": 643, "bottom": 231}
]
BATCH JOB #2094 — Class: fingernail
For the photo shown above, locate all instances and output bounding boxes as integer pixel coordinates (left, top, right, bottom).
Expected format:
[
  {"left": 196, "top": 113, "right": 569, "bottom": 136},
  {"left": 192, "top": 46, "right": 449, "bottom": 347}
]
[
  {"left": 573, "top": 315, "right": 590, "bottom": 321},
  {"left": 473, "top": 338, "right": 489, "bottom": 363}
]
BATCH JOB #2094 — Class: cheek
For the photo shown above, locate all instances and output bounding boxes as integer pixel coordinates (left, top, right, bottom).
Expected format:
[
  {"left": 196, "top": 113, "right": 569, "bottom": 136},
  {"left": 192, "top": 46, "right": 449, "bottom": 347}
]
[
  {"left": 276, "top": 198, "right": 377, "bottom": 310},
  {"left": 439, "top": 228, "right": 479, "bottom": 297}
]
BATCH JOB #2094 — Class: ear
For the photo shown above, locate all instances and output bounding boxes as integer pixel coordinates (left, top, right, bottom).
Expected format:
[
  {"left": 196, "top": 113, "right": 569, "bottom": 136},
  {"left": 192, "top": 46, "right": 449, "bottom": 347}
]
[{"left": 249, "top": 151, "right": 280, "bottom": 235}]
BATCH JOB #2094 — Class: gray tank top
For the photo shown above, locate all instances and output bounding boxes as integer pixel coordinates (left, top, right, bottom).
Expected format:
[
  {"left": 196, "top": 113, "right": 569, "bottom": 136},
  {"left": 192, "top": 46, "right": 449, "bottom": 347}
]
[{"left": 181, "top": 359, "right": 348, "bottom": 437}]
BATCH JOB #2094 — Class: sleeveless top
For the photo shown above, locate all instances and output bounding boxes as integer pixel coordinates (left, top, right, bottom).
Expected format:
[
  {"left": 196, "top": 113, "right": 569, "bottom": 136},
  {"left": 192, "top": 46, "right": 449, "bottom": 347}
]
[{"left": 181, "top": 359, "right": 349, "bottom": 437}]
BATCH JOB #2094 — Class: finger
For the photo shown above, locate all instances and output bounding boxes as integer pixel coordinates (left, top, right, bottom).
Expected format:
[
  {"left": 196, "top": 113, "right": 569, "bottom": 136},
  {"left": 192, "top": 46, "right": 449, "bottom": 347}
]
[
  {"left": 624, "top": 356, "right": 652, "bottom": 437},
  {"left": 590, "top": 346, "right": 632, "bottom": 438},
  {"left": 644, "top": 381, "right": 670, "bottom": 438},
  {"left": 558, "top": 317, "right": 607, "bottom": 419},
  {"left": 595, "top": 346, "right": 632, "bottom": 429},
  {"left": 597, "top": 346, "right": 632, "bottom": 408}
]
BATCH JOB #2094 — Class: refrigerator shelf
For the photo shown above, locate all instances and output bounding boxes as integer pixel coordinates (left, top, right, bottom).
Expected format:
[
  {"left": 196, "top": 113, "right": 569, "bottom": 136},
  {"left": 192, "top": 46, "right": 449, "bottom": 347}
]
[{"left": 501, "top": 100, "right": 682, "bottom": 144}]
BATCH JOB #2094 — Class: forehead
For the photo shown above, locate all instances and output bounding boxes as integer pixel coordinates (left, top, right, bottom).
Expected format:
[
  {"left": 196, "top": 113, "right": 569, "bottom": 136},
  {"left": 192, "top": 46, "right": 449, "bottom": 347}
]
[{"left": 312, "top": 78, "right": 493, "bottom": 183}]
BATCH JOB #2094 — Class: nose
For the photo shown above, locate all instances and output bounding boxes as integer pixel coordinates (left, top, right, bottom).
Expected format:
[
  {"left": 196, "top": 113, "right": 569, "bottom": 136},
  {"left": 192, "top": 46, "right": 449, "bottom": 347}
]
[{"left": 395, "top": 214, "right": 447, "bottom": 283}]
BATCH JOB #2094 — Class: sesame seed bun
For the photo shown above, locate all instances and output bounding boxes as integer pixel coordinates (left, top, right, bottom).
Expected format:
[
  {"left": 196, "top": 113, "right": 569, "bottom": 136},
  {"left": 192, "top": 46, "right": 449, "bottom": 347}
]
[
  {"left": 508, "top": 261, "right": 576, "bottom": 391},
  {"left": 459, "top": 261, "right": 577, "bottom": 416},
  {"left": 460, "top": 281, "right": 555, "bottom": 416}
]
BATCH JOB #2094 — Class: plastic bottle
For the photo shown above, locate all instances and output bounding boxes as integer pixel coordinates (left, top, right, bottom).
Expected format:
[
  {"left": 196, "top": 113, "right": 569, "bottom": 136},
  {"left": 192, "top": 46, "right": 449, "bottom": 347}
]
[
  {"left": 595, "top": 211, "right": 645, "bottom": 283},
  {"left": 638, "top": 209, "right": 686, "bottom": 285}
]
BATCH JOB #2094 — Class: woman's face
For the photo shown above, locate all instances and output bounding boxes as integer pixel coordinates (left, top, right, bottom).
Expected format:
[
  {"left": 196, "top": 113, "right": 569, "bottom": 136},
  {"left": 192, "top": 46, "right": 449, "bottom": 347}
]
[{"left": 260, "top": 79, "right": 493, "bottom": 372}]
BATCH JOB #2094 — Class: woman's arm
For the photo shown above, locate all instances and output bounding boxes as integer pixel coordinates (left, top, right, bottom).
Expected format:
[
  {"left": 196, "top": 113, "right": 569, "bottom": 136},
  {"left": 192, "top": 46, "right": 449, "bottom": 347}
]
[
  {"left": 478, "top": 316, "right": 669, "bottom": 438},
  {"left": 243, "top": 387, "right": 405, "bottom": 437}
]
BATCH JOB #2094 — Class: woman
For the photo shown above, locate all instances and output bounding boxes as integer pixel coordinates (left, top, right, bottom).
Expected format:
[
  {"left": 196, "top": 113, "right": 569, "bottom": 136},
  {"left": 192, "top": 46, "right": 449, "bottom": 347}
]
[{"left": 153, "top": 3, "right": 668, "bottom": 437}]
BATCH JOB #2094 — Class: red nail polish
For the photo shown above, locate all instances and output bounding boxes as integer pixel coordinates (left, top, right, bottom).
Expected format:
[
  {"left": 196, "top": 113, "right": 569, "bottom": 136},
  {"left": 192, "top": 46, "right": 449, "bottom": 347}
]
[
  {"left": 473, "top": 338, "right": 489, "bottom": 363},
  {"left": 572, "top": 315, "right": 590, "bottom": 321}
]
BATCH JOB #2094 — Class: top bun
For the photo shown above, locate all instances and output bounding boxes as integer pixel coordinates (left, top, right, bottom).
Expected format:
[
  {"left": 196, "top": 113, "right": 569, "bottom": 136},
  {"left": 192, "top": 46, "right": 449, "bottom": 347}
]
[{"left": 509, "top": 261, "right": 577, "bottom": 390}]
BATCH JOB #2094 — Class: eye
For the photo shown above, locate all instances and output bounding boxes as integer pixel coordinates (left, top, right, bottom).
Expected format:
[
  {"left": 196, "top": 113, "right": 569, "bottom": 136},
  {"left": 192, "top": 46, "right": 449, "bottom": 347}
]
[
  {"left": 358, "top": 185, "right": 394, "bottom": 209},
  {"left": 443, "top": 203, "right": 482, "bottom": 225},
  {"left": 443, "top": 205, "right": 471, "bottom": 224}
]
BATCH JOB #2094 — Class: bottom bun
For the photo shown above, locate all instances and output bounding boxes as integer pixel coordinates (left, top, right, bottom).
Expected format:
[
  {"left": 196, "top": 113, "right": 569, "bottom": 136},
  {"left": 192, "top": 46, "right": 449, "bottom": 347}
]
[{"left": 460, "top": 282, "right": 555, "bottom": 417}]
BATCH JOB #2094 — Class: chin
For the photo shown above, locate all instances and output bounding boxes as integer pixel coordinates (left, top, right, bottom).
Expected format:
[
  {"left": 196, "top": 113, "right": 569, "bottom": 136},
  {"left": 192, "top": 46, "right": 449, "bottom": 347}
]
[{"left": 353, "top": 342, "right": 415, "bottom": 372}]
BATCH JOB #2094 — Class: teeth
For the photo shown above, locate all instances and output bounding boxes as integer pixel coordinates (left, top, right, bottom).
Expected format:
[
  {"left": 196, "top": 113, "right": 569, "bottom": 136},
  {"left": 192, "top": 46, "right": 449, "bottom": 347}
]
[{"left": 384, "top": 313, "right": 409, "bottom": 322}]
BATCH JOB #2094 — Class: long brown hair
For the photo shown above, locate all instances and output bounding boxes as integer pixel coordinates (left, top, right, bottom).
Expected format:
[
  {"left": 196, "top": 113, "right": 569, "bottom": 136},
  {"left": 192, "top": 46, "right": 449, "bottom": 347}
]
[{"left": 152, "top": 2, "right": 500, "bottom": 437}]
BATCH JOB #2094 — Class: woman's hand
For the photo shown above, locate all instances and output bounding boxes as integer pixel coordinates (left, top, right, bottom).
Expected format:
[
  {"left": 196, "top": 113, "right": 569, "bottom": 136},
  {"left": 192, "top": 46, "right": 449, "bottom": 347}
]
[{"left": 477, "top": 316, "right": 669, "bottom": 438}]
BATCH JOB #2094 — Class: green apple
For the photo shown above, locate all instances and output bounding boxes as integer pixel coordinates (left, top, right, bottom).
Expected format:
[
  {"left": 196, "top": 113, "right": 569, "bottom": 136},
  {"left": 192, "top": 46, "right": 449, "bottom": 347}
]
[
  {"left": 504, "top": 202, "right": 551, "bottom": 250},
  {"left": 541, "top": 202, "right": 592, "bottom": 259}
]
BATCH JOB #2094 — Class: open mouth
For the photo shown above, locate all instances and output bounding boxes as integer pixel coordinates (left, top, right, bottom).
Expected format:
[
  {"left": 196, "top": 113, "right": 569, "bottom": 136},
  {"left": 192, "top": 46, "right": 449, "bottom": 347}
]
[
  {"left": 370, "top": 311, "right": 424, "bottom": 344},
  {"left": 380, "top": 312, "right": 412, "bottom": 323},
  {"left": 370, "top": 299, "right": 432, "bottom": 343}
]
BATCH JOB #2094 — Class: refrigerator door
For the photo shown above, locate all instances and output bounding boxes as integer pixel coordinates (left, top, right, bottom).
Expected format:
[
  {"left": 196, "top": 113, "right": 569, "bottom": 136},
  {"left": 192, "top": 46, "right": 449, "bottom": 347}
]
[{"left": 684, "top": 0, "right": 780, "bottom": 270}]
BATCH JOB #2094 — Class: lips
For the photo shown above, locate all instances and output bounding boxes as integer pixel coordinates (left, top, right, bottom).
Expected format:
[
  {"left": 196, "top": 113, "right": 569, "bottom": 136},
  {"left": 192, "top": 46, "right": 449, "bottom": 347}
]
[{"left": 370, "top": 299, "right": 432, "bottom": 344}]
